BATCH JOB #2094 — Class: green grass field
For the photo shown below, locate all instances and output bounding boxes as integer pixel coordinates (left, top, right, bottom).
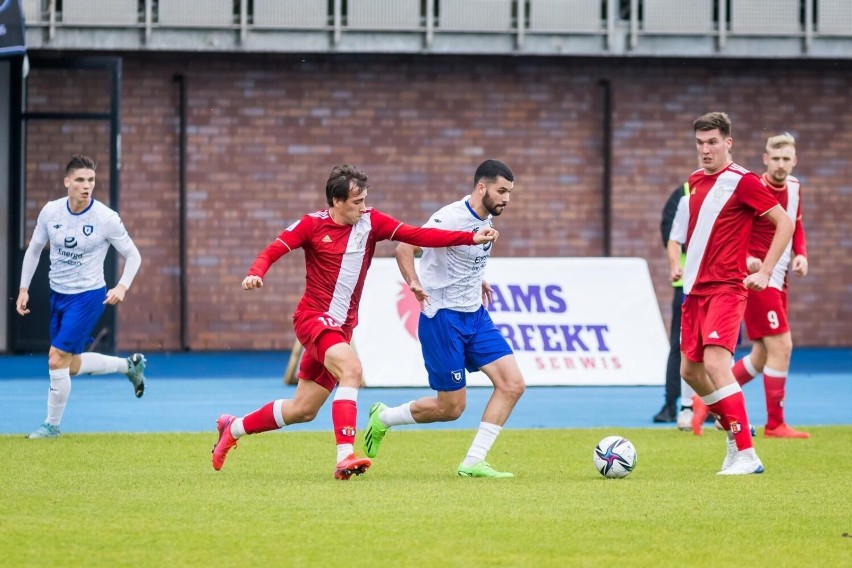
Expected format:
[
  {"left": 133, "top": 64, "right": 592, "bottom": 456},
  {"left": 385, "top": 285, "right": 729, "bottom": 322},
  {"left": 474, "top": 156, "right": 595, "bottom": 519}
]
[{"left": 2, "top": 427, "right": 850, "bottom": 567}]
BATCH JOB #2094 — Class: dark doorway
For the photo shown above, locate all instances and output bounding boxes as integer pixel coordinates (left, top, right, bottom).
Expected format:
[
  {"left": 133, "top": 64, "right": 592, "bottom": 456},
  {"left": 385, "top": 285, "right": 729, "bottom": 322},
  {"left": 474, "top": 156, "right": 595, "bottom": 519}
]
[{"left": 9, "top": 56, "right": 122, "bottom": 354}]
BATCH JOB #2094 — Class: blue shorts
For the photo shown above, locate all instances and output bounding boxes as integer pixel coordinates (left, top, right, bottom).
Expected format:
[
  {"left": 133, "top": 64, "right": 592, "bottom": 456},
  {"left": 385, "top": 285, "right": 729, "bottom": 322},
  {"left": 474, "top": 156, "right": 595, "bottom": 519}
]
[
  {"left": 418, "top": 306, "right": 513, "bottom": 392},
  {"left": 49, "top": 287, "right": 107, "bottom": 354}
]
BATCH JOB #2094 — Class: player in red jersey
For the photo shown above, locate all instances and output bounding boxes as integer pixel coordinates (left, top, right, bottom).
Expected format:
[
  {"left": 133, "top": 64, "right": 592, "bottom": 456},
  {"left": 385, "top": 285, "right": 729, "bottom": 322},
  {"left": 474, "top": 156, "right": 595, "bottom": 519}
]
[
  {"left": 680, "top": 112, "right": 794, "bottom": 475},
  {"left": 211, "top": 164, "right": 498, "bottom": 479},
  {"left": 731, "top": 133, "right": 810, "bottom": 439}
]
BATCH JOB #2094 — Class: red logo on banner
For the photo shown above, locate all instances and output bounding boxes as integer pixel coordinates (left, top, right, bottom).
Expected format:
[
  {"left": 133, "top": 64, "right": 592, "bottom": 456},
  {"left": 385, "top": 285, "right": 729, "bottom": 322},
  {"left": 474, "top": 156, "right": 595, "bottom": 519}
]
[{"left": 396, "top": 282, "right": 420, "bottom": 340}]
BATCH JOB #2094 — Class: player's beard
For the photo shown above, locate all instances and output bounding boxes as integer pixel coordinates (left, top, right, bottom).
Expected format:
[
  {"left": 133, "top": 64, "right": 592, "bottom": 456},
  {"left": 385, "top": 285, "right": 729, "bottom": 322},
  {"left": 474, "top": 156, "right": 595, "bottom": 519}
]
[
  {"left": 483, "top": 193, "right": 505, "bottom": 216},
  {"left": 771, "top": 170, "right": 788, "bottom": 184}
]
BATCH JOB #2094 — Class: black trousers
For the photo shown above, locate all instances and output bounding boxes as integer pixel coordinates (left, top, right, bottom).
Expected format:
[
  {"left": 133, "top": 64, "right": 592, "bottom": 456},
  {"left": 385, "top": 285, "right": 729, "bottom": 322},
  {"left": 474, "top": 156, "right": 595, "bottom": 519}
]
[{"left": 664, "top": 286, "right": 684, "bottom": 408}]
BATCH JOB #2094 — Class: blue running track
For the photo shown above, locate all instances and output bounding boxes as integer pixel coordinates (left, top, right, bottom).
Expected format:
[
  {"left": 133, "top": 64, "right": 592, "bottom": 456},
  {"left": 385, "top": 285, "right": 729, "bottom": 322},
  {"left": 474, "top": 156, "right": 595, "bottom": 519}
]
[{"left": 0, "top": 348, "right": 849, "bottom": 435}]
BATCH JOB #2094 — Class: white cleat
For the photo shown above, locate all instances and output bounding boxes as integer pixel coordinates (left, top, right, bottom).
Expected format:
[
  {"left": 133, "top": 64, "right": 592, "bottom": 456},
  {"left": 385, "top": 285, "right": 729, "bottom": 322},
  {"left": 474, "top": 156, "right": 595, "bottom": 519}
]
[
  {"left": 127, "top": 353, "right": 147, "bottom": 398},
  {"left": 718, "top": 451, "right": 764, "bottom": 475},
  {"left": 721, "top": 436, "right": 738, "bottom": 471},
  {"left": 677, "top": 408, "right": 693, "bottom": 431}
]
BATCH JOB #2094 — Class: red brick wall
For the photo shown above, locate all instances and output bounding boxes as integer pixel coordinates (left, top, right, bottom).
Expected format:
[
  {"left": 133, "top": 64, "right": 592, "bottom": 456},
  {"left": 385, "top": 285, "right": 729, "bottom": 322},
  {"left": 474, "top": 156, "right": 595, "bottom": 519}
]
[{"left": 23, "top": 54, "right": 852, "bottom": 350}]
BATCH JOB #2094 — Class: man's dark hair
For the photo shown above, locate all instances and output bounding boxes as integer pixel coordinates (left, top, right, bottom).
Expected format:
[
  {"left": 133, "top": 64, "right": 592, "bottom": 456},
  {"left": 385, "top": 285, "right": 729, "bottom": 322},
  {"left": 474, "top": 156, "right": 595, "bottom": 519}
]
[
  {"left": 65, "top": 155, "right": 96, "bottom": 175},
  {"left": 474, "top": 159, "right": 514, "bottom": 186},
  {"left": 693, "top": 112, "right": 731, "bottom": 138},
  {"left": 326, "top": 164, "right": 369, "bottom": 206}
]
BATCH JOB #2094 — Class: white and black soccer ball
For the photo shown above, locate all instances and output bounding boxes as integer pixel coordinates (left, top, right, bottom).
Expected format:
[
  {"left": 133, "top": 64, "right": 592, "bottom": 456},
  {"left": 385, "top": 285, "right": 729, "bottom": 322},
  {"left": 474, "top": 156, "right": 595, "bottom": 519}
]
[{"left": 593, "top": 436, "right": 637, "bottom": 478}]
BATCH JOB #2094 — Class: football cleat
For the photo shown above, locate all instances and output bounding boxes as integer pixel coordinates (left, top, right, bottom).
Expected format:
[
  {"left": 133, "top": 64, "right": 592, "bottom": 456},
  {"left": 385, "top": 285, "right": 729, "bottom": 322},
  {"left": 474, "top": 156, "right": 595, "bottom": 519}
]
[
  {"left": 717, "top": 452, "right": 764, "bottom": 475},
  {"left": 27, "top": 422, "right": 61, "bottom": 439},
  {"left": 721, "top": 436, "right": 738, "bottom": 471},
  {"left": 363, "top": 402, "right": 389, "bottom": 458},
  {"left": 126, "top": 353, "right": 147, "bottom": 398},
  {"left": 765, "top": 423, "right": 810, "bottom": 439},
  {"left": 677, "top": 407, "right": 693, "bottom": 431},
  {"left": 691, "top": 395, "right": 710, "bottom": 436},
  {"left": 334, "top": 453, "right": 372, "bottom": 480},
  {"left": 211, "top": 414, "right": 238, "bottom": 471},
  {"left": 457, "top": 461, "right": 514, "bottom": 478}
]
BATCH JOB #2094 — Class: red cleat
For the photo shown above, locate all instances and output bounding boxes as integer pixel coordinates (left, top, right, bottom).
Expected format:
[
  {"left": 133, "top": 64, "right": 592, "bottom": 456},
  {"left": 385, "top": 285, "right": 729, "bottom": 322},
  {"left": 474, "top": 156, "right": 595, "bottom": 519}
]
[
  {"left": 691, "top": 395, "right": 710, "bottom": 436},
  {"left": 212, "top": 414, "right": 238, "bottom": 471},
  {"left": 765, "top": 423, "right": 811, "bottom": 439},
  {"left": 334, "top": 453, "right": 372, "bottom": 480}
]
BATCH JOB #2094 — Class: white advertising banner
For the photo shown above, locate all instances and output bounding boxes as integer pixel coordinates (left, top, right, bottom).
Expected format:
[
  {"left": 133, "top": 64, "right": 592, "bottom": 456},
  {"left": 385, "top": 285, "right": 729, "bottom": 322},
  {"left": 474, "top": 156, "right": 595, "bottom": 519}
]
[{"left": 352, "top": 257, "right": 668, "bottom": 387}]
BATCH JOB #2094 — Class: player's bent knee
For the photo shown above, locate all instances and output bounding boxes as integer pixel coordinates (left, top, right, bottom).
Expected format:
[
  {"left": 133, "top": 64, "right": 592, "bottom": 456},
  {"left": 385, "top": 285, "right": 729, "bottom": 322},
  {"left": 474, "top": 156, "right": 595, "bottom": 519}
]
[
  {"left": 287, "top": 406, "right": 319, "bottom": 424},
  {"left": 502, "top": 379, "right": 525, "bottom": 400},
  {"left": 436, "top": 400, "right": 465, "bottom": 421}
]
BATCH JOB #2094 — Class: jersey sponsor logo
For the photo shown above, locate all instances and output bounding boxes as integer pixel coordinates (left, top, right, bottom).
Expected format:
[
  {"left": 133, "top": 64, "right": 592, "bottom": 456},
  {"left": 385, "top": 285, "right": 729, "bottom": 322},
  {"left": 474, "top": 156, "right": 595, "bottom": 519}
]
[
  {"left": 83, "top": 224, "right": 94, "bottom": 236},
  {"left": 58, "top": 248, "right": 83, "bottom": 266},
  {"left": 64, "top": 236, "right": 77, "bottom": 248},
  {"left": 53, "top": 223, "right": 62, "bottom": 229},
  {"left": 322, "top": 235, "right": 332, "bottom": 243}
]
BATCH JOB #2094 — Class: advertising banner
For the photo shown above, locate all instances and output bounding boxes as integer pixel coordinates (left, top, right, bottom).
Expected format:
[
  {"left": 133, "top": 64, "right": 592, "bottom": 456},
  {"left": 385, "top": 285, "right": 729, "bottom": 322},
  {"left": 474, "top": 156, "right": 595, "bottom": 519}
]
[
  {"left": 0, "top": 0, "right": 26, "bottom": 57},
  {"left": 353, "top": 257, "right": 668, "bottom": 387}
]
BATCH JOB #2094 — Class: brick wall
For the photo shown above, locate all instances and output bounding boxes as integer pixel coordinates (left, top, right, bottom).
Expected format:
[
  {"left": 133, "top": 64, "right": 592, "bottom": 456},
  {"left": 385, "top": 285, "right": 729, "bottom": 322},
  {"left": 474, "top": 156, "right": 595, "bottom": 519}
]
[{"left": 23, "top": 54, "right": 852, "bottom": 350}]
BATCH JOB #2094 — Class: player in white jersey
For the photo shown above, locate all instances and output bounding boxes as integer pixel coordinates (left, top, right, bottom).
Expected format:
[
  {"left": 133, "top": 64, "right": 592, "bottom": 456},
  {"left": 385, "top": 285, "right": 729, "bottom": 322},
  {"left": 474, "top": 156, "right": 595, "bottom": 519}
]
[
  {"left": 363, "top": 160, "right": 526, "bottom": 478},
  {"left": 16, "top": 155, "right": 147, "bottom": 439}
]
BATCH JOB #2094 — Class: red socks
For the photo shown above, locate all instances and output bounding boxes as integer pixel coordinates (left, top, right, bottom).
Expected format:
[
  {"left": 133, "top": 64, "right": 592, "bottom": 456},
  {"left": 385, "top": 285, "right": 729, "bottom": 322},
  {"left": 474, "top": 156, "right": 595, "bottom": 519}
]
[
  {"left": 332, "top": 399, "right": 357, "bottom": 446},
  {"left": 243, "top": 401, "right": 281, "bottom": 435},
  {"left": 763, "top": 369, "right": 787, "bottom": 429},
  {"left": 716, "top": 391, "right": 753, "bottom": 450},
  {"left": 732, "top": 358, "right": 757, "bottom": 386}
]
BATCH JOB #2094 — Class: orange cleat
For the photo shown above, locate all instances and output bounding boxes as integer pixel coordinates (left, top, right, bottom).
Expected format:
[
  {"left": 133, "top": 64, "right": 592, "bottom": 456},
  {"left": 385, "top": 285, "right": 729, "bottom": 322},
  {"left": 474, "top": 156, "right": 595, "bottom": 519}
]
[
  {"left": 691, "top": 395, "right": 710, "bottom": 436},
  {"left": 334, "top": 453, "right": 372, "bottom": 480},
  {"left": 212, "top": 414, "right": 238, "bottom": 471},
  {"left": 765, "top": 423, "right": 811, "bottom": 439}
]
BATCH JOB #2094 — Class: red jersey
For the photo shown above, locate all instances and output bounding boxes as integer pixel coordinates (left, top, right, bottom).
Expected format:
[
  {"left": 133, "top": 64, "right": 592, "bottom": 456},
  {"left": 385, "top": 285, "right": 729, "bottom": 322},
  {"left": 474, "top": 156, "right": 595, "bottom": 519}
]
[
  {"left": 683, "top": 163, "right": 781, "bottom": 297},
  {"left": 748, "top": 173, "right": 806, "bottom": 290},
  {"left": 247, "top": 207, "right": 477, "bottom": 331}
]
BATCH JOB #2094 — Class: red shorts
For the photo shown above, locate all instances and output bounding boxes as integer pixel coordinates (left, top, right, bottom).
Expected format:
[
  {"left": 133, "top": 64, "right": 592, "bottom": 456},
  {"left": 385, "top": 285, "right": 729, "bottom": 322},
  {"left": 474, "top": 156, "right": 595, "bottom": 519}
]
[
  {"left": 743, "top": 287, "right": 789, "bottom": 340},
  {"left": 681, "top": 292, "right": 746, "bottom": 363},
  {"left": 293, "top": 310, "right": 351, "bottom": 393}
]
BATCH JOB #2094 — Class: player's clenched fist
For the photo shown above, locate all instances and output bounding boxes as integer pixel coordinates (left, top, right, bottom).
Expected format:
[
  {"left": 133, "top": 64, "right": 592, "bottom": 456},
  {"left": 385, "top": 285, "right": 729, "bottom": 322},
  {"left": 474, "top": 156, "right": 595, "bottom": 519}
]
[
  {"left": 242, "top": 275, "right": 264, "bottom": 290},
  {"left": 473, "top": 226, "right": 499, "bottom": 244}
]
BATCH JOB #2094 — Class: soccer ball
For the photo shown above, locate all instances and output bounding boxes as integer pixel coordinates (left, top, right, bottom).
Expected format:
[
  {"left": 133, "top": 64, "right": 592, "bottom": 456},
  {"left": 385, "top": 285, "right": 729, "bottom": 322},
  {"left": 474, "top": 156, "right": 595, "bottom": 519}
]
[{"left": 593, "top": 436, "right": 637, "bottom": 478}]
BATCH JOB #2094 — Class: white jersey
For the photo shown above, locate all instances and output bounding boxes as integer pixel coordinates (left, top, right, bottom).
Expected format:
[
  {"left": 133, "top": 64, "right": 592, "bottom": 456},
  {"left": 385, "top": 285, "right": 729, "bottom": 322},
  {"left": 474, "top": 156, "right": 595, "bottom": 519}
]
[
  {"left": 23, "top": 198, "right": 139, "bottom": 294},
  {"left": 418, "top": 198, "right": 493, "bottom": 318},
  {"left": 669, "top": 194, "right": 689, "bottom": 245}
]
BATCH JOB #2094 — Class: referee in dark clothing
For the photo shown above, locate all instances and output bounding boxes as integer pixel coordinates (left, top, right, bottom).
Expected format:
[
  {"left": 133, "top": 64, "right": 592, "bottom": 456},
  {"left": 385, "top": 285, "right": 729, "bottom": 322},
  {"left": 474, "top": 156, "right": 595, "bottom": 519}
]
[{"left": 653, "top": 182, "right": 689, "bottom": 423}]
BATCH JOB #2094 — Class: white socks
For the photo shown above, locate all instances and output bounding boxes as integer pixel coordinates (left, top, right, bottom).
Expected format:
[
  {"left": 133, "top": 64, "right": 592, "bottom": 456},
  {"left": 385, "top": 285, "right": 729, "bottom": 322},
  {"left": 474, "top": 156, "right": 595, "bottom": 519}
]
[
  {"left": 380, "top": 402, "right": 416, "bottom": 427},
  {"left": 742, "top": 354, "right": 759, "bottom": 377},
  {"left": 76, "top": 353, "right": 128, "bottom": 376},
  {"left": 230, "top": 417, "right": 246, "bottom": 439},
  {"left": 46, "top": 368, "right": 71, "bottom": 426},
  {"left": 462, "top": 422, "right": 502, "bottom": 467}
]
